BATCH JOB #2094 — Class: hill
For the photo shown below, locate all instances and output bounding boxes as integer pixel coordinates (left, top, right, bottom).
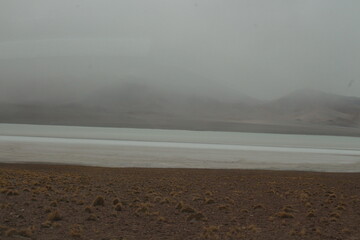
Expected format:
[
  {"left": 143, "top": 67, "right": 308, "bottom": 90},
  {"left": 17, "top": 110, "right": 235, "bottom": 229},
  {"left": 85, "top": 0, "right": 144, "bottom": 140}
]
[
  {"left": 257, "top": 89, "right": 360, "bottom": 127},
  {"left": 0, "top": 85, "right": 359, "bottom": 135}
]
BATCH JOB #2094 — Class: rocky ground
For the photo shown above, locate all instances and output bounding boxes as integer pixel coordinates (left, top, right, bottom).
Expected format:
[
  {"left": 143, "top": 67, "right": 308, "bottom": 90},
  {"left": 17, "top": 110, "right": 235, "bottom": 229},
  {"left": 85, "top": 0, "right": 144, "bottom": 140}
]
[{"left": 1, "top": 163, "right": 360, "bottom": 239}]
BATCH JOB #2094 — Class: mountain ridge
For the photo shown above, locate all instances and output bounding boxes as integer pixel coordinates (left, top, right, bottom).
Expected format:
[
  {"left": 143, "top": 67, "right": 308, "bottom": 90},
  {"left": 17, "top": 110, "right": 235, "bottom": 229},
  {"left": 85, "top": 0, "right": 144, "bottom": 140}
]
[{"left": 0, "top": 86, "right": 359, "bottom": 135}]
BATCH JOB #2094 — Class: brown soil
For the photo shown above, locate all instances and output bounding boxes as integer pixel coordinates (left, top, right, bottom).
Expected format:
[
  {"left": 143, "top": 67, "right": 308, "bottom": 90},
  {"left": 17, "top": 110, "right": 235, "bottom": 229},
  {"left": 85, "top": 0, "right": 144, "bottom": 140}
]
[{"left": 1, "top": 163, "right": 360, "bottom": 240}]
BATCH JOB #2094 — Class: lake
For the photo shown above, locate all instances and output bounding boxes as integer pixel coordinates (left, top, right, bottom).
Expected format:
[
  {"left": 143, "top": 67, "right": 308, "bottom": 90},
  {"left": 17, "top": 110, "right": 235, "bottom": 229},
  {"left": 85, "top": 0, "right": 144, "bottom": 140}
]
[{"left": 0, "top": 124, "right": 359, "bottom": 172}]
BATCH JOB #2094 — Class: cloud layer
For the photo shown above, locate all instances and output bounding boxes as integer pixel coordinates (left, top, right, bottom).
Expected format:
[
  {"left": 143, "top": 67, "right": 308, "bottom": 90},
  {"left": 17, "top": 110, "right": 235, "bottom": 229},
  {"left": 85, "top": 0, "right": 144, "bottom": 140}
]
[{"left": 1, "top": 0, "right": 359, "bottom": 102}]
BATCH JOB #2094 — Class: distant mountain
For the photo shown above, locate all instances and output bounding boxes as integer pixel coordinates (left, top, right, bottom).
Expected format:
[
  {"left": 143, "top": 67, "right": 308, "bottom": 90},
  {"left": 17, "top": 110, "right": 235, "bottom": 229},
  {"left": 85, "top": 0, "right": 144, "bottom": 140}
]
[
  {"left": 80, "top": 82, "right": 260, "bottom": 120},
  {"left": 0, "top": 85, "right": 359, "bottom": 135},
  {"left": 257, "top": 89, "right": 360, "bottom": 127}
]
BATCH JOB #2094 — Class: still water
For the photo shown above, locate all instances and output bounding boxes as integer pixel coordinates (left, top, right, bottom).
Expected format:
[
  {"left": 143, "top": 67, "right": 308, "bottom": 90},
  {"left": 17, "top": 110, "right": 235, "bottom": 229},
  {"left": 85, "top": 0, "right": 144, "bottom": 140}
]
[{"left": 0, "top": 124, "right": 359, "bottom": 172}]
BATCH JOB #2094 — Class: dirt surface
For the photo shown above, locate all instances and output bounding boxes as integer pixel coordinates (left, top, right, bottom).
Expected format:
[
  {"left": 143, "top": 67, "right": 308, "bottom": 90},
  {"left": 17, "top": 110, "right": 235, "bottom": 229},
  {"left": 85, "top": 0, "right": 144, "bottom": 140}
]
[{"left": 1, "top": 163, "right": 360, "bottom": 240}]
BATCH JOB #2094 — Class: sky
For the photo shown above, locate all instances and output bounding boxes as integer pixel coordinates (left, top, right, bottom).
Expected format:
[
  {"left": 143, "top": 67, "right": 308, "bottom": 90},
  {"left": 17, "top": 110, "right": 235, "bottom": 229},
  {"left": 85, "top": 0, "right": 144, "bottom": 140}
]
[{"left": 0, "top": 0, "right": 359, "bottom": 103}]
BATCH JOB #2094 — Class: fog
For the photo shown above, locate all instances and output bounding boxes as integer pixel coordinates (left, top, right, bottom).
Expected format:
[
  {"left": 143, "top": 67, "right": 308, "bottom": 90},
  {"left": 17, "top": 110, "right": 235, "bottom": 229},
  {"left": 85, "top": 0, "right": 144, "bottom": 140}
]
[{"left": 1, "top": 0, "right": 360, "bottom": 103}]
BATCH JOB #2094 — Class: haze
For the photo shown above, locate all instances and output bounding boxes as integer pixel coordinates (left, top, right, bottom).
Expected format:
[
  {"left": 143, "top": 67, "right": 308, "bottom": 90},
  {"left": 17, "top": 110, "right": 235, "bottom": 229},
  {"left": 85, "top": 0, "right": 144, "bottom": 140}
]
[{"left": 0, "top": 0, "right": 360, "bottom": 104}]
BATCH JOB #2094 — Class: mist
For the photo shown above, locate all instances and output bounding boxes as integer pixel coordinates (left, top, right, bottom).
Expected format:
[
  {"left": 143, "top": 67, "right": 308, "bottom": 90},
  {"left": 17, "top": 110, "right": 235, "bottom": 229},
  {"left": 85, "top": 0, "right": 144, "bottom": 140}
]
[{"left": 1, "top": 0, "right": 360, "bottom": 104}]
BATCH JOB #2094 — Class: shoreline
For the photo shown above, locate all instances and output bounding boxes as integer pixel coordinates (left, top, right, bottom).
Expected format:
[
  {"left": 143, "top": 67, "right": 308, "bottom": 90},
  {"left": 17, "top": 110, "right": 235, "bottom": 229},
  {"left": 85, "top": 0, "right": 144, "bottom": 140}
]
[
  {"left": 2, "top": 121, "right": 360, "bottom": 137},
  {"left": 1, "top": 161, "right": 360, "bottom": 173}
]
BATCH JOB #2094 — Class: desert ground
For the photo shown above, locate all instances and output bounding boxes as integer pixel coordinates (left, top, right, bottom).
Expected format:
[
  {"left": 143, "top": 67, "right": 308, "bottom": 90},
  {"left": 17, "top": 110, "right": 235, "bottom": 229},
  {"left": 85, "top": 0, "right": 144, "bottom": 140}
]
[{"left": 1, "top": 163, "right": 360, "bottom": 240}]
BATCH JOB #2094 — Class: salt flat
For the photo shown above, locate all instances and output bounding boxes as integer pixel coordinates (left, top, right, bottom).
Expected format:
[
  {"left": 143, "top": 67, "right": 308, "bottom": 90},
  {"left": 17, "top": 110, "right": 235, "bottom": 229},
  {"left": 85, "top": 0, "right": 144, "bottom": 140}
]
[{"left": 0, "top": 124, "right": 360, "bottom": 172}]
